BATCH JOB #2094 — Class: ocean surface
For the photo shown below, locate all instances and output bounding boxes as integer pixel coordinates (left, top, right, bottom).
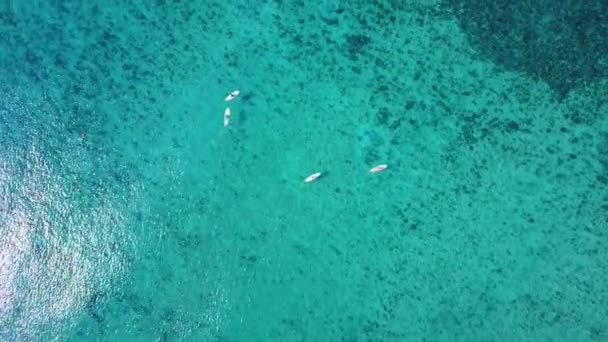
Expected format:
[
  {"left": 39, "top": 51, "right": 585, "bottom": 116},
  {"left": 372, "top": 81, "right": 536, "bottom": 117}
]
[{"left": 1, "top": 1, "right": 607, "bottom": 341}]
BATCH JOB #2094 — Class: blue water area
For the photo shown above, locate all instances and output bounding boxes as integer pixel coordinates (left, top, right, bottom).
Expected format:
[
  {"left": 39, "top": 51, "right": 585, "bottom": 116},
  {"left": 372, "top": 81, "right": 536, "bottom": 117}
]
[{"left": 1, "top": 1, "right": 607, "bottom": 341}]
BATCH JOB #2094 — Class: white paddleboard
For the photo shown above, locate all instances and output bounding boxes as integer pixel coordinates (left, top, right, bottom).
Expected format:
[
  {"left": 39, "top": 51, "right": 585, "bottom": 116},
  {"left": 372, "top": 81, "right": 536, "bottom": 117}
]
[
  {"left": 225, "top": 90, "right": 240, "bottom": 101},
  {"left": 224, "top": 107, "right": 231, "bottom": 126},
  {"left": 304, "top": 172, "right": 322, "bottom": 183},
  {"left": 369, "top": 164, "right": 388, "bottom": 173}
]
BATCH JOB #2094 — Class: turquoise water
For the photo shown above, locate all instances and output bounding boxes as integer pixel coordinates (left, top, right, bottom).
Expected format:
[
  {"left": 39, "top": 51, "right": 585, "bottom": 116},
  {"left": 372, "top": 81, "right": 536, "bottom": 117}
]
[{"left": 1, "top": 1, "right": 607, "bottom": 340}]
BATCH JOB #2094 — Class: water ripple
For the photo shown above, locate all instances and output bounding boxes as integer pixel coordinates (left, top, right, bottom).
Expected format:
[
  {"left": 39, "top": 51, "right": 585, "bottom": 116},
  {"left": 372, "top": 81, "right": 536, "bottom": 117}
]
[{"left": 0, "top": 87, "right": 136, "bottom": 340}]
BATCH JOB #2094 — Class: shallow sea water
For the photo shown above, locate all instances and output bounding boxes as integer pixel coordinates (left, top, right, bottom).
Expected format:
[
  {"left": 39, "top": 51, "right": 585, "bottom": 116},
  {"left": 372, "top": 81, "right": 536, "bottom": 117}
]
[{"left": 1, "top": 1, "right": 607, "bottom": 341}]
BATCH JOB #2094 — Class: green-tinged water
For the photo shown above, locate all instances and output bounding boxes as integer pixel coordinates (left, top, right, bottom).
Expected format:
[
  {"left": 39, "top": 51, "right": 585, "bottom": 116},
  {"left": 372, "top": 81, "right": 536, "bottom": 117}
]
[{"left": 1, "top": 1, "right": 607, "bottom": 341}]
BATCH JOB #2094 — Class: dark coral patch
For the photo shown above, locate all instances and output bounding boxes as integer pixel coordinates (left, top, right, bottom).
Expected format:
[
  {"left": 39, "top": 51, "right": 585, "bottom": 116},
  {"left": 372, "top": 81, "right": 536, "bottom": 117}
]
[
  {"left": 444, "top": 0, "right": 608, "bottom": 99},
  {"left": 345, "top": 33, "right": 371, "bottom": 57}
]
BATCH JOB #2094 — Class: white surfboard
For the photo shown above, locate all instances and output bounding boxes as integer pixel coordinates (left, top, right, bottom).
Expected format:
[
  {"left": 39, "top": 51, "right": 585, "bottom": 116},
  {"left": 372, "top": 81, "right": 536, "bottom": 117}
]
[
  {"left": 224, "top": 108, "right": 231, "bottom": 126},
  {"left": 225, "top": 90, "right": 240, "bottom": 101},
  {"left": 304, "top": 172, "right": 322, "bottom": 183},
  {"left": 369, "top": 164, "right": 388, "bottom": 173}
]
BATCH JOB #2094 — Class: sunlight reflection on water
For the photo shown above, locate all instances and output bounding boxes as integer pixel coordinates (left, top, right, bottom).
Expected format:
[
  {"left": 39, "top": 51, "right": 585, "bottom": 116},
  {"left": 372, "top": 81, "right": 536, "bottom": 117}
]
[{"left": 0, "top": 89, "right": 134, "bottom": 339}]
